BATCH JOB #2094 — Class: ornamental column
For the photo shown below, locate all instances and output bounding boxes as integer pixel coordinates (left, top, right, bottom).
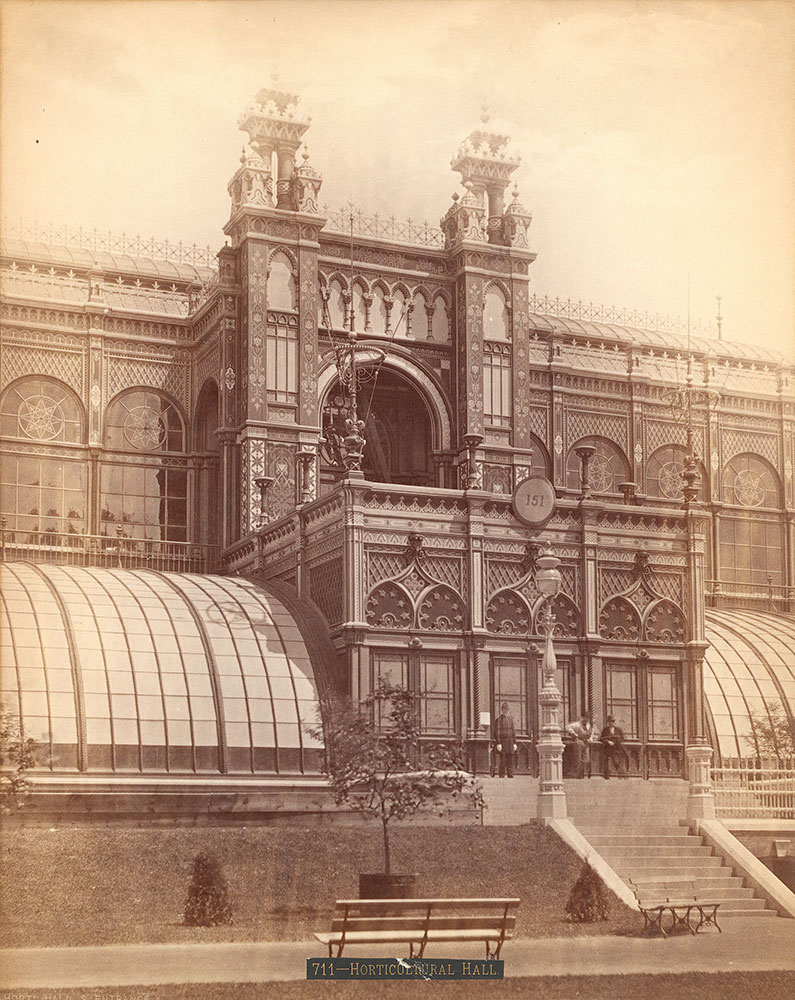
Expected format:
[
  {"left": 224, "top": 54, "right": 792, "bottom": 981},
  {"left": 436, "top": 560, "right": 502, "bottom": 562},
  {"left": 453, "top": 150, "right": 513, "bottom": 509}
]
[{"left": 682, "top": 463, "right": 716, "bottom": 819}]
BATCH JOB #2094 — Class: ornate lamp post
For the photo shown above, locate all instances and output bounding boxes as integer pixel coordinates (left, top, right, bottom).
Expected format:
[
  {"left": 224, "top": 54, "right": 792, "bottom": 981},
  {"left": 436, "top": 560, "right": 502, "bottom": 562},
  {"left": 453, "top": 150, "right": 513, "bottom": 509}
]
[{"left": 535, "top": 548, "right": 567, "bottom": 820}]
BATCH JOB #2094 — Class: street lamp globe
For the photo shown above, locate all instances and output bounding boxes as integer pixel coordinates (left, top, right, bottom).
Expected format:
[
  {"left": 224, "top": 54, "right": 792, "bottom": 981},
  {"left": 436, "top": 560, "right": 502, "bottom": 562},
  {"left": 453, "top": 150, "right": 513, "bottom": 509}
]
[{"left": 535, "top": 550, "right": 561, "bottom": 599}]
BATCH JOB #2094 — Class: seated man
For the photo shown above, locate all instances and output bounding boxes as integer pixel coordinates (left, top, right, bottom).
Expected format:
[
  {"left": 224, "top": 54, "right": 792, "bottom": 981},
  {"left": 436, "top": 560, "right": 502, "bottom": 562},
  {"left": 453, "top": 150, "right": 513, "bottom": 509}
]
[{"left": 565, "top": 713, "right": 593, "bottom": 778}]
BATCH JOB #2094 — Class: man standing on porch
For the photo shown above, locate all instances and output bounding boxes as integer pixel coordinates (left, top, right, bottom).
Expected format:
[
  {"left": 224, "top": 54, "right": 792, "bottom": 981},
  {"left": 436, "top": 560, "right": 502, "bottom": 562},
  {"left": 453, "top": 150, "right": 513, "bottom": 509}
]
[{"left": 494, "top": 703, "right": 517, "bottom": 778}]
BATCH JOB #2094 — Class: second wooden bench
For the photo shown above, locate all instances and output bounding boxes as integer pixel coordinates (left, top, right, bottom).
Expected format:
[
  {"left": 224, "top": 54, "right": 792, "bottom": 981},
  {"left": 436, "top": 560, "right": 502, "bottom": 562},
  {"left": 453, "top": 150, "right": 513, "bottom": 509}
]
[{"left": 629, "top": 877, "right": 722, "bottom": 937}]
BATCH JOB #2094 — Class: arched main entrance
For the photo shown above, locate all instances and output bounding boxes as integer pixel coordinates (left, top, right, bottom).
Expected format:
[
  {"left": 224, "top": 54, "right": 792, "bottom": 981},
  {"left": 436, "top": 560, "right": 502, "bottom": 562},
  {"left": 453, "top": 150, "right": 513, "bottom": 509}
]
[{"left": 320, "top": 365, "right": 437, "bottom": 488}]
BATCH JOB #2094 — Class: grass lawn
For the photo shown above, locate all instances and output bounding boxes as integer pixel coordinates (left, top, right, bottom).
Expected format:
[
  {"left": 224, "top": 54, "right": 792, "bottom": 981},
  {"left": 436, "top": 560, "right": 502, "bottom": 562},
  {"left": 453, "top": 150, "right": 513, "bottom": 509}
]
[
  {"left": 1, "top": 822, "right": 638, "bottom": 947},
  {"left": 3, "top": 974, "right": 795, "bottom": 1000}
]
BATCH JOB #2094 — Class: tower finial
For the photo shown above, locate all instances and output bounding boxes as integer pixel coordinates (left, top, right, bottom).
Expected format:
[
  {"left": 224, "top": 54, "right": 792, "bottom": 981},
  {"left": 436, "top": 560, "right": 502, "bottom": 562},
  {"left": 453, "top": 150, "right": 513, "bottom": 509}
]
[
  {"left": 480, "top": 104, "right": 490, "bottom": 124},
  {"left": 716, "top": 295, "right": 723, "bottom": 341}
]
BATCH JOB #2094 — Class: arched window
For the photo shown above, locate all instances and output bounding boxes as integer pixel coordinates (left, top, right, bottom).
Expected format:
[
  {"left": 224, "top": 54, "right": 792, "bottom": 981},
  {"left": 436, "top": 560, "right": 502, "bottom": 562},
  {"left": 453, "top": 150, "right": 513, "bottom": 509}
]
[
  {"left": 1, "top": 378, "right": 83, "bottom": 443},
  {"left": 647, "top": 445, "right": 707, "bottom": 502},
  {"left": 195, "top": 381, "right": 220, "bottom": 547},
  {"left": 370, "top": 286, "right": 388, "bottom": 335},
  {"left": 484, "top": 285, "right": 509, "bottom": 340},
  {"left": 391, "top": 289, "right": 407, "bottom": 336},
  {"left": 431, "top": 295, "right": 449, "bottom": 342},
  {"left": 0, "top": 379, "right": 87, "bottom": 538},
  {"left": 566, "top": 437, "right": 629, "bottom": 495},
  {"left": 722, "top": 453, "right": 780, "bottom": 509},
  {"left": 327, "top": 279, "right": 346, "bottom": 330},
  {"left": 194, "top": 381, "right": 219, "bottom": 454},
  {"left": 267, "top": 251, "right": 296, "bottom": 311},
  {"left": 102, "top": 391, "right": 187, "bottom": 541},
  {"left": 412, "top": 292, "right": 428, "bottom": 340},
  {"left": 352, "top": 284, "right": 366, "bottom": 333},
  {"left": 105, "top": 390, "right": 184, "bottom": 453}
]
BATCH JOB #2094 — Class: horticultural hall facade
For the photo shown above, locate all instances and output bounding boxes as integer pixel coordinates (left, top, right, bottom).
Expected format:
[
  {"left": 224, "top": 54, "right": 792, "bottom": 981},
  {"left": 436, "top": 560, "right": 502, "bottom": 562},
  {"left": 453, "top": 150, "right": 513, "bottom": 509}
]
[{"left": 1, "top": 89, "right": 794, "bottom": 810}]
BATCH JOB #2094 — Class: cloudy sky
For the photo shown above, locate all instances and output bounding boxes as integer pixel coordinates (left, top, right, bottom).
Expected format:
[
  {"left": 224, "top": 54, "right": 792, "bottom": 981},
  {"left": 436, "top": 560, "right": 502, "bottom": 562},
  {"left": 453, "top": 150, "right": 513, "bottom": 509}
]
[{"left": 2, "top": 0, "right": 793, "bottom": 358}]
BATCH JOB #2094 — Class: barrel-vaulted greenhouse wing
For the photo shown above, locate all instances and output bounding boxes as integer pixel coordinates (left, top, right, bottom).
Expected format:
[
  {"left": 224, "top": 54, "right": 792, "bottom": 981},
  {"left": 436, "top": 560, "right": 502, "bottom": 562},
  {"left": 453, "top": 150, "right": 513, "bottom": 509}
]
[
  {"left": 0, "top": 564, "right": 329, "bottom": 775},
  {"left": 704, "top": 609, "right": 795, "bottom": 761}
]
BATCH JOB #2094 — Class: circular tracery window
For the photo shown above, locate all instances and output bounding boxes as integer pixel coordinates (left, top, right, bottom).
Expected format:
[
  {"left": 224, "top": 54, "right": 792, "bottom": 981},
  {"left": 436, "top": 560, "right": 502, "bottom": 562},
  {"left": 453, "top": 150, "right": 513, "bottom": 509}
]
[
  {"left": 734, "top": 468, "right": 766, "bottom": 507},
  {"left": 588, "top": 454, "right": 613, "bottom": 494},
  {"left": 18, "top": 395, "right": 65, "bottom": 440},
  {"left": 657, "top": 460, "right": 684, "bottom": 500},
  {"left": 123, "top": 406, "right": 167, "bottom": 450}
]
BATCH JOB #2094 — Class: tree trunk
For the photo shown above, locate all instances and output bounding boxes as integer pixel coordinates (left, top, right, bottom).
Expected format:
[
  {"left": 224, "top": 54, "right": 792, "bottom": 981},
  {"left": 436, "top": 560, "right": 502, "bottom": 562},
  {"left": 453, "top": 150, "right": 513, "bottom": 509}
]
[{"left": 382, "top": 818, "right": 391, "bottom": 875}]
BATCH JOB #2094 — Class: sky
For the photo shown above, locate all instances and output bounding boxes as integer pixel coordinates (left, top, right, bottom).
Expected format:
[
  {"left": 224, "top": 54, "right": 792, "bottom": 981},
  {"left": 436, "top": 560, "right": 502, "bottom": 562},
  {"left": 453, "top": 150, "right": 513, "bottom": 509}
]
[{"left": 1, "top": 0, "right": 794, "bottom": 359}]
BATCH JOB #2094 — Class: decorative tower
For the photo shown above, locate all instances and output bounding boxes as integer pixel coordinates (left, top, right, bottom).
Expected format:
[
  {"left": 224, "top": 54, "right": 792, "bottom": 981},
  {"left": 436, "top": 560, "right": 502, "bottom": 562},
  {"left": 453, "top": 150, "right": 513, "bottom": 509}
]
[
  {"left": 442, "top": 113, "right": 537, "bottom": 735},
  {"left": 222, "top": 87, "right": 325, "bottom": 540},
  {"left": 449, "top": 110, "right": 521, "bottom": 246}
]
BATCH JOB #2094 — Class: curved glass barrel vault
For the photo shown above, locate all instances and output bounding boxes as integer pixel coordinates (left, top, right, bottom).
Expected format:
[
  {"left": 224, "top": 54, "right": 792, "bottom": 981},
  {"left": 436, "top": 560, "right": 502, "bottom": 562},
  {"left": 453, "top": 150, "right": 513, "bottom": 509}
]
[
  {"left": 0, "top": 564, "right": 325, "bottom": 774},
  {"left": 704, "top": 609, "right": 795, "bottom": 761}
]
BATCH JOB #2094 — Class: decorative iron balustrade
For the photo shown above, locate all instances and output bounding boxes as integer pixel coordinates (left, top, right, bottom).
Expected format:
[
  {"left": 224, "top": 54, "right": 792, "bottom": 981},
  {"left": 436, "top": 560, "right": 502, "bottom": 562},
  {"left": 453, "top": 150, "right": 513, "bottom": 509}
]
[
  {"left": 527, "top": 294, "right": 718, "bottom": 338},
  {"left": 2, "top": 219, "right": 216, "bottom": 269},
  {"left": 713, "top": 761, "right": 795, "bottom": 818},
  {"left": 0, "top": 528, "right": 220, "bottom": 575},
  {"left": 706, "top": 579, "right": 795, "bottom": 614},
  {"left": 321, "top": 207, "right": 445, "bottom": 248}
]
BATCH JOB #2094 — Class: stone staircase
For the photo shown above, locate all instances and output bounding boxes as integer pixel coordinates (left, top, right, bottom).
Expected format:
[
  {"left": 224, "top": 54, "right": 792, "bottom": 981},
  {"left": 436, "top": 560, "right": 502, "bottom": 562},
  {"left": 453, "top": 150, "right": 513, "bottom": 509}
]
[
  {"left": 480, "top": 775, "right": 777, "bottom": 918},
  {"left": 567, "top": 778, "right": 775, "bottom": 918}
]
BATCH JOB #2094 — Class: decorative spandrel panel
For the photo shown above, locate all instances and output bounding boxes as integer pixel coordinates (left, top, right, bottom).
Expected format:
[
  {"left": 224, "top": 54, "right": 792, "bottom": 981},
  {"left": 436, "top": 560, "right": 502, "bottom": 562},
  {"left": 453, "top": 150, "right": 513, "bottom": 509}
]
[
  {"left": 106, "top": 346, "right": 190, "bottom": 416},
  {"left": 1, "top": 337, "right": 87, "bottom": 399},
  {"left": 416, "top": 584, "right": 466, "bottom": 632},
  {"left": 267, "top": 443, "right": 297, "bottom": 521},
  {"left": 308, "top": 556, "right": 344, "bottom": 625}
]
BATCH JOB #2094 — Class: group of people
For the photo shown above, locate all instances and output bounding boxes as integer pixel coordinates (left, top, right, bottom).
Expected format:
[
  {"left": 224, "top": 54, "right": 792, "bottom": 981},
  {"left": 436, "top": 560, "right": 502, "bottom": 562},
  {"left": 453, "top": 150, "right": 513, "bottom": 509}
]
[{"left": 492, "top": 703, "right": 629, "bottom": 779}]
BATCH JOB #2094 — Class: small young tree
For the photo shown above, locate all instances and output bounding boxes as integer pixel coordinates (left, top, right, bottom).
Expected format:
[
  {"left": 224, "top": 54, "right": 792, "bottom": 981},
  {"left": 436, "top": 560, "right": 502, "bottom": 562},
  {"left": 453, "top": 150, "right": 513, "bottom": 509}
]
[
  {"left": 184, "top": 852, "right": 233, "bottom": 927},
  {"left": 565, "top": 858, "right": 611, "bottom": 923},
  {"left": 307, "top": 682, "right": 481, "bottom": 875},
  {"left": 0, "top": 708, "right": 36, "bottom": 812},
  {"left": 747, "top": 705, "right": 795, "bottom": 762}
]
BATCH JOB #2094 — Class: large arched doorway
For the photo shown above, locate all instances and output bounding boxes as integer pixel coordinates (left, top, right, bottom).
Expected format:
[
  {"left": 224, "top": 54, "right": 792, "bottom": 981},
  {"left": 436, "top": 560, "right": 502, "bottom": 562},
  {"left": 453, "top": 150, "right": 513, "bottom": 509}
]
[{"left": 320, "top": 367, "right": 434, "bottom": 488}]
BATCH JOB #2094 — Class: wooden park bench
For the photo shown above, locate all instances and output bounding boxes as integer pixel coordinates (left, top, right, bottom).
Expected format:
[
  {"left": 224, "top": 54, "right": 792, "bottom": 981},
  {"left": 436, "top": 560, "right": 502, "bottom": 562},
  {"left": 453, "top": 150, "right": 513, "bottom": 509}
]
[
  {"left": 314, "top": 897, "right": 520, "bottom": 958},
  {"left": 629, "top": 877, "right": 722, "bottom": 937}
]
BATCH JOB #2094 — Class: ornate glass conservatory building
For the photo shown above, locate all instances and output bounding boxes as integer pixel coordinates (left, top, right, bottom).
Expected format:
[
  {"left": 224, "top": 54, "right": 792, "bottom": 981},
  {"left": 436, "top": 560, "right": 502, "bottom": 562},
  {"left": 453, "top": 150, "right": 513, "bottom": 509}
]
[{"left": 1, "top": 88, "right": 793, "bottom": 808}]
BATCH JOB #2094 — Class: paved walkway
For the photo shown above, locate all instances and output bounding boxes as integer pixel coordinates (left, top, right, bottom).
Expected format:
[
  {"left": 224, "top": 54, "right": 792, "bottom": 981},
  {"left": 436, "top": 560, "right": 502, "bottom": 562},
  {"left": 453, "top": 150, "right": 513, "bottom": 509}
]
[{"left": 1, "top": 917, "right": 794, "bottom": 989}]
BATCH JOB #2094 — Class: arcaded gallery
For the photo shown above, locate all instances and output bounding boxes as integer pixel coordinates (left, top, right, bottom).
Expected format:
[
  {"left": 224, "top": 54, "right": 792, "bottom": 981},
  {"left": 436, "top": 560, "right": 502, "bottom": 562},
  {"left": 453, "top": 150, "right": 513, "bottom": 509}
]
[{"left": 1, "top": 89, "right": 794, "bottom": 815}]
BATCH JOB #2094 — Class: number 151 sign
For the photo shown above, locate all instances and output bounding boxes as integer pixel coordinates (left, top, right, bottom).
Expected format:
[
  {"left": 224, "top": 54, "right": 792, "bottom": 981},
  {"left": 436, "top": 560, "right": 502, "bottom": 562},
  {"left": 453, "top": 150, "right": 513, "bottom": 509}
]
[{"left": 512, "top": 476, "right": 556, "bottom": 527}]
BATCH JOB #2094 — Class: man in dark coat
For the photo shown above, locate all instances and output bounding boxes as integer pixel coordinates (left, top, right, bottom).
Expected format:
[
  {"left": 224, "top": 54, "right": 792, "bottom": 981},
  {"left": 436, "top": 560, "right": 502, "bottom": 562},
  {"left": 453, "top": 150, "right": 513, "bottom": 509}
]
[
  {"left": 493, "top": 703, "right": 517, "bottom": 778},
  {"left": 599, "top": 714, "right": 628, "bottom": 778}
]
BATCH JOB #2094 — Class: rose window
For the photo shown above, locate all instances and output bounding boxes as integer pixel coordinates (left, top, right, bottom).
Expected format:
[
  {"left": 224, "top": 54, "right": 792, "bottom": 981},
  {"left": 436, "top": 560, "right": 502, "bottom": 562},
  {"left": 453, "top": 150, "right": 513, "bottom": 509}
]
[
  {"left": 18, "top": 395, "right": 64, "bottom": 440},
  {"left": 123, "top": 406, "right": 167, "bottom": 450},
  {"left": 589, "top": 454, "right": 613, "bottom": 494},
  {"left": 658, "top": 461, "right": 684, "bottom": 500},
  {"left": 734, "top": 469, "right": 765, "bottom": 507}
]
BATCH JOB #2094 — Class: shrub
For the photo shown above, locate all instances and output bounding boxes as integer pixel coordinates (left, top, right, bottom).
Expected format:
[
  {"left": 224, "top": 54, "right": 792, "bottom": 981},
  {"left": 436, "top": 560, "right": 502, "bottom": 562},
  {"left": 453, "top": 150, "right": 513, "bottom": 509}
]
[
  {"left": 183, "top": 852, "right": 233, "bottom": 926},
  {"left": 565, "top": 859, "right": 610, "bottom": 923},
  {"left": 1, "top": 708, "right": 36, "bottom": 812}
]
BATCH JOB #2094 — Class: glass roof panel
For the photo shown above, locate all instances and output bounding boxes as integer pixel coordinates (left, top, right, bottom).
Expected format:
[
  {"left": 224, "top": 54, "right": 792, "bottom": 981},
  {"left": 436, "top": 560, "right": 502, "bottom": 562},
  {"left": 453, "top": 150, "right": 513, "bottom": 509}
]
[
  {"left": 0, "top": 564, "right": 323, "bottom": 775},
  {"left": 705, "top": 610, "right": 795, "bottom": 760}
]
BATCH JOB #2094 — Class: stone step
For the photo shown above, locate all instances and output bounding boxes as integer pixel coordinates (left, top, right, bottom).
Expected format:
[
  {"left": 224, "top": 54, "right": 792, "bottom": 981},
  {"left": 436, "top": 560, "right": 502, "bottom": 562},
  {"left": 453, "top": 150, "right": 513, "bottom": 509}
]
[
  {"left": 612, "top": 864, "right": 732, "bottom": 879},
  {"left": 585, "top": 835, "right": 700, "bottom": 847},
  {"left": 721, "top": 908, "right": 777, "bottom": 918},
  {"left": 594, "top": 845, "right": 713, "bottom": 858}
]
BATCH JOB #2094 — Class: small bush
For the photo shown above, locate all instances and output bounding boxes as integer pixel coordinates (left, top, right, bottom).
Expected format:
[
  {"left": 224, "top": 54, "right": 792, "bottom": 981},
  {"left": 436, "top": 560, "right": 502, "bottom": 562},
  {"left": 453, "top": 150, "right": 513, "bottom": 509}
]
[
  {"left": 565, "top": 859, "right": 610, "bottom": 923},
  {"left": 183, "top": 852, "right": 233, "bottom": 927}
]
